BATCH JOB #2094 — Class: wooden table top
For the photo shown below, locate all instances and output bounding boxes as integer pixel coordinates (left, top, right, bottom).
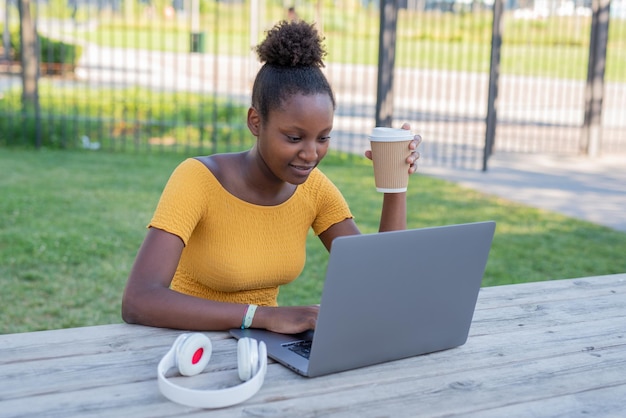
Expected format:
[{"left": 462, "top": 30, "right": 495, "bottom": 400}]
[{"left": 1, "top": 273, "right": 625, "bottom": 417}]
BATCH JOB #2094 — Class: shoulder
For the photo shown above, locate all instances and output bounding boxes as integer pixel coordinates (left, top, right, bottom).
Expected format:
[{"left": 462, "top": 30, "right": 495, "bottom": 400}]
[
  {"left": 305, "top": 167, "right": 331, "bottom": 186},
  {"left": 303, "top": 168, "right": 353, "bottom": 236},
  {"left": 168, "top": 158, "right": 214, "bottom": 182},
  {"left": 303, "top": 168, "right": 339, "bottom": 193},
  {"left": 192, "top": 155, "right": 221, "bottom": 177},
  {"left": 193, "top": 153, "right": 244, "bottom": 186},
  {"left": 162, "top": 158, "right": 221, "bottom": 195},
  {"left": 298, "top": 168, "right": 346, "bottom": 206}
]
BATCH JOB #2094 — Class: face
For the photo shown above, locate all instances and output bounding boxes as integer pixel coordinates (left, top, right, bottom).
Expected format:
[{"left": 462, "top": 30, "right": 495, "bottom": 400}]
[{"left": 249, "top": 93, "right": 334, "bottom": 185}]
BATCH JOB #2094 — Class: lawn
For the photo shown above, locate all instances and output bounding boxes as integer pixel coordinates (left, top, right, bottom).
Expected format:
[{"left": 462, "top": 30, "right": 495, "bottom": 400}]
[{"left": 1, "top": 148, "right": 625, "bottom": 334}]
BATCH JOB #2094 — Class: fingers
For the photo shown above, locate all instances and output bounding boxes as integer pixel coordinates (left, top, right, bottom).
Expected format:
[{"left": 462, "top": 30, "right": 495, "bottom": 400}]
[
  {"left": 408, "top": 134, "right": 422, "bottom": 174},
  {"left": 411, "top": 134, "right": 423, "bottom": 149},
  {"left": 265, "top": 307, "right": 317, "bottom": 334},
  {"left": 409, "top": 152, "right": 421, "bottom": 174},
  {"left": 399, "top": 123, "right": 422, "bottom": 152}
]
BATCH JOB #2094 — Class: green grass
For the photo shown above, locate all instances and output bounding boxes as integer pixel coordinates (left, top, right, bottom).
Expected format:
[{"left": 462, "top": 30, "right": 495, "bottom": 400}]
[{"left": 1, "top": 148, "right": 625, "bottom": 334}]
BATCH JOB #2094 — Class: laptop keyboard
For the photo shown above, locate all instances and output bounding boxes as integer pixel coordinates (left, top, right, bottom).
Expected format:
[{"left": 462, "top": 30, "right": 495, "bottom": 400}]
[{"left": 284, "top": 340, "right": 312, "bottom": 359}]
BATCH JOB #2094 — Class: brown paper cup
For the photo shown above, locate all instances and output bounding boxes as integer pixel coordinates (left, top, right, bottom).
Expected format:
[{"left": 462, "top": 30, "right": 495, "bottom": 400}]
[{"left": 369, "top": 127, "right": 414, "bottom": 193}]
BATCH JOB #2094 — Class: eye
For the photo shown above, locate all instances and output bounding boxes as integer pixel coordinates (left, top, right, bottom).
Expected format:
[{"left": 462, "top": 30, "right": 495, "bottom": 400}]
[
  {"left": 319, "top": 136, "right": 331, "bottom": 143},
  {"left": 286, "top": 135, "right": 301, "bottom": 142}
]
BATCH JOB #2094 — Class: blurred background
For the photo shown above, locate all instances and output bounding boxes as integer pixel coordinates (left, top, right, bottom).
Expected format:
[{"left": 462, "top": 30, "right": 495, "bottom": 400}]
[{"left": 2, "top": 0, "right": 624, "bottom": 170}]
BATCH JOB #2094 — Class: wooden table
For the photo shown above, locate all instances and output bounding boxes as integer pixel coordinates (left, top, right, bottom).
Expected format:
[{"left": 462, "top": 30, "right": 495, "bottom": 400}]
[{"left": 1, "top": 274, "right": 625, "bottom": 417}]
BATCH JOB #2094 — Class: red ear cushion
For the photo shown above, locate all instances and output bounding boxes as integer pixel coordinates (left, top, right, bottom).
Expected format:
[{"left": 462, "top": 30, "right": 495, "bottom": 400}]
[{"left": 176, "top": 333, "right": 212, "bottom": 376}]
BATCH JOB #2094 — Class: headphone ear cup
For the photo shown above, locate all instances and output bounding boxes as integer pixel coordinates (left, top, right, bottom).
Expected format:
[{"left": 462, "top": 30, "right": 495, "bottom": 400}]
[
  {"left": 175, "top": 333, "right": 212, "bottom": 377},
  {"left": 237, "top": 338, "right": 259, "bottom": 381}
]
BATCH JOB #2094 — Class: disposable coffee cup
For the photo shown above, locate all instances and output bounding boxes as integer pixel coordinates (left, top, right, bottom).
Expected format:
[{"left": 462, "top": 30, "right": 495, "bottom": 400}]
[{"left": 368, "top": 127, "right": 414, "bottom": 193}]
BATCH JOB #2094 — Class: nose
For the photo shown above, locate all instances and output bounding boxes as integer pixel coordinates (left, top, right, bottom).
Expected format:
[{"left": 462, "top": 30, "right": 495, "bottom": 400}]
[{"left": 299, "top": 140, "right": 318, "bottom": 162}]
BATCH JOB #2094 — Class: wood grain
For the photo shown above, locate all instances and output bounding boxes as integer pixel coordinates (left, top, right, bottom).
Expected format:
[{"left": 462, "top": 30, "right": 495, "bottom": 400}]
[{"left": 1, "top": 274, "right": 624, "bottom": 417}]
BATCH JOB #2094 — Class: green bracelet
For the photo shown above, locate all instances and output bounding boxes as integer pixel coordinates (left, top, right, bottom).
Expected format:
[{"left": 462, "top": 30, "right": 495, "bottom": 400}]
[{"left": 240, "top": 304, "right": 258, "bottom": 329}]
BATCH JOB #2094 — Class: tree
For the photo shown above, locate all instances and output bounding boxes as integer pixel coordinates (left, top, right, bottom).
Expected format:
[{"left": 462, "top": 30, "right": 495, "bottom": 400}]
[{"left": 18, "top": 0, "right": 41, "bottom": 147}]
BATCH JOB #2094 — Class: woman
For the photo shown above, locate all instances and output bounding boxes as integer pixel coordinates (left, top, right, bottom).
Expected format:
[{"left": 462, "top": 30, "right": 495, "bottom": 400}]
[{"left": 122, "top": 20, "right": 421, "bottom": 334}]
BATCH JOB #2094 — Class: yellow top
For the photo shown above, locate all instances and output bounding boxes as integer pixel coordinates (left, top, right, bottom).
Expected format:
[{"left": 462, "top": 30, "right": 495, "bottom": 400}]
[{"left": 149, "top": 158, "right": 353, "bottom": 306}]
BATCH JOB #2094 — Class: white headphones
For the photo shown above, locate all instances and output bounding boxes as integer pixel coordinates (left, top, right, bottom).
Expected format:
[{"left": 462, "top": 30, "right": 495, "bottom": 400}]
[{"left": 157, "top": 333, "right": 267, "bottom": 409}]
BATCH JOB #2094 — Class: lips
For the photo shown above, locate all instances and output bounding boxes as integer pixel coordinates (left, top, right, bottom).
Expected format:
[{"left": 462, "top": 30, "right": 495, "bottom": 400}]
[
  {"left": 289, "top": 164, "right": 315, "bottom": 172},
  {"left": 288, "top": 164, "right": 315, "bottom": 178}
]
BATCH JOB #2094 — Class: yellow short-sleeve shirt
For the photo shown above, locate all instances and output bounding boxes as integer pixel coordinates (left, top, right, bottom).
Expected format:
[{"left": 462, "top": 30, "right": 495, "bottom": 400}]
[{"left": 149, "top": 158, "right": 353, "bottom": 306}]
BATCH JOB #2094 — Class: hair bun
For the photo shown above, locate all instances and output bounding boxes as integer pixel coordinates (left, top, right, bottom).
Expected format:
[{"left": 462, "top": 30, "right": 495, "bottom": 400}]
[{"left": 255, "top": 21, "right": 326, "bottom": 68}]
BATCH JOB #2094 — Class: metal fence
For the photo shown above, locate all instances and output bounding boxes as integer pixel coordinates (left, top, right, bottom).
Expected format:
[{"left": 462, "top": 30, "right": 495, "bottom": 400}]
[{"left": 1, "top": 0, "right": 625, "bottom": 170}]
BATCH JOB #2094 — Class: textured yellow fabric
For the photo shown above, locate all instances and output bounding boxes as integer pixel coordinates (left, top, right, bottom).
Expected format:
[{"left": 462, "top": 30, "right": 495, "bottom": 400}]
[{"left": 149, "top": 158, "right": 353, "bottom": 306}]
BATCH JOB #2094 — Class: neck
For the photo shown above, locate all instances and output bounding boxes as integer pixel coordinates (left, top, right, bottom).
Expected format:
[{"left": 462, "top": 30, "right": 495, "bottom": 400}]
[{"left": 241, "top": 147, "right": 294, "bottom": 204}]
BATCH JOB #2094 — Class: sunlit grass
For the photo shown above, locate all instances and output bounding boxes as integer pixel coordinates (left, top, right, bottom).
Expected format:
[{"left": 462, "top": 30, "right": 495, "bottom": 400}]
[{"left": 1, "top": 149, "right": 625, "bottom": 333}]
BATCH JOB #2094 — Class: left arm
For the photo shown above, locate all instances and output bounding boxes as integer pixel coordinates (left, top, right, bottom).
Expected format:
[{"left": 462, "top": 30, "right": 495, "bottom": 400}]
[
  {"left": 367, "top": 123, "right": 422, "bottom": 232},
  {"left": 318, "top": 124, "right": 421, "bottom": 248},
  {"left": 378, "top": 192, "right": 407, "bottom": 232}
]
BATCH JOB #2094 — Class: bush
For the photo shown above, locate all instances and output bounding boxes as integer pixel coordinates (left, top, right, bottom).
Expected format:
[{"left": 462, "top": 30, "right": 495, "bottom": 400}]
[
  {"left": 6, "top": 28, "right": 83, "bottom": 73},
  {"left": 0, "top": 83, "right": 251, "bottom": 150}
]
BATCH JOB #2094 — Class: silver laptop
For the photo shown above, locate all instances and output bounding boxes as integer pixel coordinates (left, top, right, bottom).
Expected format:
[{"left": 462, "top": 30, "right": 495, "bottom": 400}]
[{"left": 230, "top": 221, "right": 496, "bottom": 377}]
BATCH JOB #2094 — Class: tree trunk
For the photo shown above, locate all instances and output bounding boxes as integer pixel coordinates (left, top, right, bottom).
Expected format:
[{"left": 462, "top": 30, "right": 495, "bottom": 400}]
[{"left": 18, "top": 0, "right": 41, "bottom": 147}]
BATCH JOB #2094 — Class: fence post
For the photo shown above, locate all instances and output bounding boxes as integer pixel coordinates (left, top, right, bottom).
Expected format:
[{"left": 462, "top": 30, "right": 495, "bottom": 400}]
[
  {"left": 483, "top": 0, "right": 503, "bottom": 172},
  {"left": 580, "top": 0, "right": 611, "bottom": 157},
  {"left": 375, "top": 0, "right": 398, "bottom": 128}
]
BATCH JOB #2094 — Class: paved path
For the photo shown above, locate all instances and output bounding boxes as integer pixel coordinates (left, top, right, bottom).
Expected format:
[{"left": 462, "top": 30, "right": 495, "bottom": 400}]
[{"left": 420, "top": 152, "right": 626, "bottom": 232}]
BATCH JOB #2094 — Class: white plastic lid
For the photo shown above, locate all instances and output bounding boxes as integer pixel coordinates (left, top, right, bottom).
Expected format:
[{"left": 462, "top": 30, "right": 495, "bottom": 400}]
[{"left": 368, "top": 127, "right": 414, "bottom": 142}]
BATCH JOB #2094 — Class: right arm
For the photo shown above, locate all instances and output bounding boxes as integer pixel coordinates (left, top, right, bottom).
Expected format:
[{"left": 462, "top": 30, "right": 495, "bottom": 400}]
[{"left": 121, "top": 227, "right": 318, "bottom": 333}]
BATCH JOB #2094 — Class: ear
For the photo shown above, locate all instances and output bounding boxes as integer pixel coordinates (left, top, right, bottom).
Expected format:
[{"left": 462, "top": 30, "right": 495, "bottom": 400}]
[{"left": 247, "top": 107, "right": 261, "bottom": 137}]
